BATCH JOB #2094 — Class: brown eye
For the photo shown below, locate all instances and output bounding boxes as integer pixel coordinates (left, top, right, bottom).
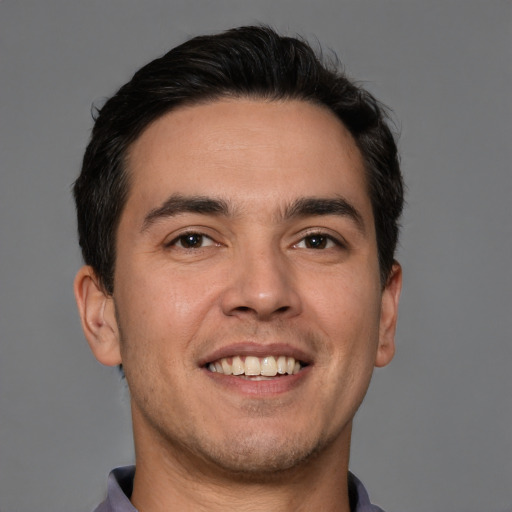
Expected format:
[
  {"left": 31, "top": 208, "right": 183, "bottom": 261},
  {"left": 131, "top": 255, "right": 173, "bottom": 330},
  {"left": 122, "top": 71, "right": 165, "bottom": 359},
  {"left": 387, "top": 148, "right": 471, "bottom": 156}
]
[
  {"left": 304, "top": 234, "right": 328, "bottom": 249},
  {"left": 294, "top": 233, "right": 340, "bottom": 250},
  {"left": 179, "top": 234, "right": 204, "bottom": 248},
  {"left": 172, "top": 233, "right": 215, "bottom": 249}
]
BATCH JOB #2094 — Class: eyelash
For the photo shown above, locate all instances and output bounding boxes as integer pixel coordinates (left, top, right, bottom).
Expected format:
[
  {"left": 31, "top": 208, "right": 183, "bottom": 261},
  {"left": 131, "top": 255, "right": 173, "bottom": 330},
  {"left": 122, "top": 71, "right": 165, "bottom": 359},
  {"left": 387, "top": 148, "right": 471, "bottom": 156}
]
[
  {"left": 164, "top": 230, "right": 346, "bottom": 251},
  {"left": 293, "top": 231, "right": 345, "bottom": 250},
  {"left": 166, "top": 231, "right": 217, "bottom": 250}
]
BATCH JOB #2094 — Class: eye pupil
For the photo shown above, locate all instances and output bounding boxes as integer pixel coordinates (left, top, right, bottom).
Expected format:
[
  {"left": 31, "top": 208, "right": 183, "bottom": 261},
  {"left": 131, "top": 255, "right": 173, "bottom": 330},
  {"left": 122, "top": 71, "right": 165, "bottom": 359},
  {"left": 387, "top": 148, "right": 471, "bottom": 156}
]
[
  {"left": 181, "top": 234, "right": 203, "bottom": 248},
  {"left": 306, "top": 235, "right": 327, "bottom": 249}
]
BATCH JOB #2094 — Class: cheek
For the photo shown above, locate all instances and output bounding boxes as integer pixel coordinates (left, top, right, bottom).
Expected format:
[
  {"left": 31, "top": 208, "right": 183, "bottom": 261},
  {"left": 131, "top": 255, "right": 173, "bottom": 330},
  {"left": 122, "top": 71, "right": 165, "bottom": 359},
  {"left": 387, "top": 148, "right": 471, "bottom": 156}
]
[
  {"left": 310, "top": 265, "right": 381, "bottom": 325},
  {"left": 307, "top": 268, "right": 382, "bottom": 361},
  {"left": 114, "top": 260, "right": 225, "bottom": 357}
]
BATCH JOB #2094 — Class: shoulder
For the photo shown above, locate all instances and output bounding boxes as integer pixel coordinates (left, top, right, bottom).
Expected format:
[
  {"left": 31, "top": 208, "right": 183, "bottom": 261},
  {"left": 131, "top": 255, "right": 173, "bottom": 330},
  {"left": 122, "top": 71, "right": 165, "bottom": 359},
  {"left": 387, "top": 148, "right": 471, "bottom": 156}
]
[
  {"left": 92, "top": 466, "right": 136, "bottom": 512},
  {"left": 348, "top": 472, "right": 387, "bottom": 512}
]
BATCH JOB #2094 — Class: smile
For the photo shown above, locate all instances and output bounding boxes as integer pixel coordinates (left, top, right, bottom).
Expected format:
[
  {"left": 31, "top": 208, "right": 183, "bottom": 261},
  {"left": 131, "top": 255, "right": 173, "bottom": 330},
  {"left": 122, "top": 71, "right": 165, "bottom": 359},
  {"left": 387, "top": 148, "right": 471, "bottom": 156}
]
[{"left": 207, "top": 355, "right": 304, "bottom": 377}]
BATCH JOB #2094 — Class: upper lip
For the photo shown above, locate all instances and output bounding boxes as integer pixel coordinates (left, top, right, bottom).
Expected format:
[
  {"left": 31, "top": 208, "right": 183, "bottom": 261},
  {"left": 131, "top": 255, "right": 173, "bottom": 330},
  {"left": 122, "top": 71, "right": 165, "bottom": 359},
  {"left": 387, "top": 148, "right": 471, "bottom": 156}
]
[{"left": 198, "top": 342, "right": 314, "bottom": 367}]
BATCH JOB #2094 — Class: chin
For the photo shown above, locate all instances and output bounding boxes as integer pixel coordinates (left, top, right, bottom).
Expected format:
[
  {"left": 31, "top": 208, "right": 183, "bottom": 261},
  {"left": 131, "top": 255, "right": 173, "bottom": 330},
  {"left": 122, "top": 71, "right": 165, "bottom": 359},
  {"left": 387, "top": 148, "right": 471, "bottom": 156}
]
[{"left": 190, "top": 428, "right": 331, "bottom": 478}]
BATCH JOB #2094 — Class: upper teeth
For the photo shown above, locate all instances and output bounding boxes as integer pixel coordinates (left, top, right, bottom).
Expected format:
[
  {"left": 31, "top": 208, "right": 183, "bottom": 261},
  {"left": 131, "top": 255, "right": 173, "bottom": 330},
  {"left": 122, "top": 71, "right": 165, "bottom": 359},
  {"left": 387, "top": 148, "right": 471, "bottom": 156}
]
[{"left": 208, "top": 355, "right": 302, "bottom": 376}]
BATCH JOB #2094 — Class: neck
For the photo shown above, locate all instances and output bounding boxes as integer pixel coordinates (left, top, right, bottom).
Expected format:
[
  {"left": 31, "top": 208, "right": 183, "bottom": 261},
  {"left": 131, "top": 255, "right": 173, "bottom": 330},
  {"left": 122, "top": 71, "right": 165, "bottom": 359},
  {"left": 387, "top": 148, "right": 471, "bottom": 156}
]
[{"left": 130, "top": 416, "right": 353, "bottom": 512}]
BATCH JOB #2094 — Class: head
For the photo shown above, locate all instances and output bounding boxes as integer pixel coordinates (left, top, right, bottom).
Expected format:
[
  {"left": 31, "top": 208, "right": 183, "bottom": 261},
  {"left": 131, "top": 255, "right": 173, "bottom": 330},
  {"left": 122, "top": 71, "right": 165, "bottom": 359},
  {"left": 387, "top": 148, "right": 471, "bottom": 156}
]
[
  {"left": 73, "top": 26, "right": 404, "bottom": 482},
  {"left": 74, "top": 25, "right": 403, "bottom": 295}
]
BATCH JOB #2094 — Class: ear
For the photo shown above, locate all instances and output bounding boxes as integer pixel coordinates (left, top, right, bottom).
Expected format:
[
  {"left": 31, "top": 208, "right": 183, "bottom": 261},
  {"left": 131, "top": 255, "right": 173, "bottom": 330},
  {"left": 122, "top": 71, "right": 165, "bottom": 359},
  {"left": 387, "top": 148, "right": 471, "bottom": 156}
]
[
  {"left": 74, "top": 266, "right": 122, "bottom": 366},
  {"left": 375, "top": 261, "right": 402, "bottom": 368}
]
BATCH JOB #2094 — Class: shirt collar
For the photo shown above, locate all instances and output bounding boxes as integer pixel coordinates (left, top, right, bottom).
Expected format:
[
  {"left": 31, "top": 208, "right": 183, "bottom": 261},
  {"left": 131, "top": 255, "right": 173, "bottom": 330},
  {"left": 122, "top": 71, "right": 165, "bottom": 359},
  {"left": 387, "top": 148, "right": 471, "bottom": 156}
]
[{"left": 95, "top": 465, "right": 385, "bottom": 512}]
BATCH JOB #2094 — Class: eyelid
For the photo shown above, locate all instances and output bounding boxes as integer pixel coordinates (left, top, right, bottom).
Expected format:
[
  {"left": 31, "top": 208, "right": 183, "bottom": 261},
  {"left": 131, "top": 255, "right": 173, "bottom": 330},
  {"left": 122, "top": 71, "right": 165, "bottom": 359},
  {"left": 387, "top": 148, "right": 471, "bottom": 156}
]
[
  {"left": 163, "top": 228, "right": 219, "bottom": 249},
  {"left": 293, "top": 229, "right": 347, "bottom": 249}
]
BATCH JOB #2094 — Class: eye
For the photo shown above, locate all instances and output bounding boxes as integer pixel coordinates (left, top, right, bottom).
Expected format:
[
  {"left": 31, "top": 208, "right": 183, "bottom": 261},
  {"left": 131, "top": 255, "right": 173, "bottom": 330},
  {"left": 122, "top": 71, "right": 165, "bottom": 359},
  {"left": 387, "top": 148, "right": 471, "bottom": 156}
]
[
  {"left": 294, "top": 233, "right": 339, "bottom": 250},
  {"left": 170, "top": 232, "right": 216, "bottom": 249}
]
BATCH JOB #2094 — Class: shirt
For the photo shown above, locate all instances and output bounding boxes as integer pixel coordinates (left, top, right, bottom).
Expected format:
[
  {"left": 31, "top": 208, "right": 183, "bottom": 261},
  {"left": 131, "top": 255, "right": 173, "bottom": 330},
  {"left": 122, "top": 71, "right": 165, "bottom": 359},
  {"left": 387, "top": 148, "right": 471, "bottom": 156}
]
[{"left": 93, "top": 465, "right": 386, "bottom": 512}]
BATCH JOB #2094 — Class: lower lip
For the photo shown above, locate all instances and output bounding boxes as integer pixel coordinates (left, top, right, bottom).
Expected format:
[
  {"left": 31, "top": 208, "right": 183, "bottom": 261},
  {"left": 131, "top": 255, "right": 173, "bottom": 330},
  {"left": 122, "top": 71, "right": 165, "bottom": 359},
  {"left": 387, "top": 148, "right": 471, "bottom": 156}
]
[{"left": 203, "top": 366, "right": 312, "bottom": 396}]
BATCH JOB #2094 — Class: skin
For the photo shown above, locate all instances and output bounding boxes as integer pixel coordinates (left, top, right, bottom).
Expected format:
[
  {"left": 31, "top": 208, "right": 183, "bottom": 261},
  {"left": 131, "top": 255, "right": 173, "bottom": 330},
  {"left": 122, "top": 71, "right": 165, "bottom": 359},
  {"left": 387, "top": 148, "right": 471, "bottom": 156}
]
[{"left": 75, "top": 99, "right": 402, "bottom": 512}]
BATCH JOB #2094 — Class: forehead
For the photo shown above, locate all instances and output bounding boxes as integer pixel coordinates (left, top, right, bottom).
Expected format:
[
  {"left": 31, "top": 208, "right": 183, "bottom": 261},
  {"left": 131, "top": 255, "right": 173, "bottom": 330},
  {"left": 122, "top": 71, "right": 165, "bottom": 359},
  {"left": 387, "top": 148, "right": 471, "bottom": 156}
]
[{"left": 125, "top": 98, "right": 370, "bottom": 218}]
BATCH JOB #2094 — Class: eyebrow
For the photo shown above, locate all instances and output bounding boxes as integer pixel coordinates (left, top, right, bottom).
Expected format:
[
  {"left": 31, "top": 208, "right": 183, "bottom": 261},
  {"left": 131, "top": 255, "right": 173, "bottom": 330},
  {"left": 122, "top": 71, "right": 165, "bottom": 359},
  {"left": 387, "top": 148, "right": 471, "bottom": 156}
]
[
  {"left": 141, "top": 194, "right": 230, "bottom": 231},
  {"left": 141, "top": 194, "right": 365, "bottom": 234},
  {"left": 283, "top": 197, "right": 366, "bottom": 234}
]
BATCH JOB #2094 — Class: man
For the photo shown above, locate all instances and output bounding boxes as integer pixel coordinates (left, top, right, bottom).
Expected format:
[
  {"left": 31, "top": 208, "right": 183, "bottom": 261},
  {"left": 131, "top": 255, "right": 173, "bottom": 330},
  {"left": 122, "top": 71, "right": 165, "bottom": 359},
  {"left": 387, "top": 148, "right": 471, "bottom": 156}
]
[{"left": 73, "top": 25, "right": 403, "bottom": 512}]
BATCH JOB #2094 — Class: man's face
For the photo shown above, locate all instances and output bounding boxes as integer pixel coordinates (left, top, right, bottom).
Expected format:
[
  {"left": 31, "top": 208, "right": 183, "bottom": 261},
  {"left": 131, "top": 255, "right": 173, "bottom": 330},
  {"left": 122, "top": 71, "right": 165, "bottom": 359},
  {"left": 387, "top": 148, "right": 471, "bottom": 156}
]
[{"left": 95, "top": 99, "right": 400, "bottom": 474}]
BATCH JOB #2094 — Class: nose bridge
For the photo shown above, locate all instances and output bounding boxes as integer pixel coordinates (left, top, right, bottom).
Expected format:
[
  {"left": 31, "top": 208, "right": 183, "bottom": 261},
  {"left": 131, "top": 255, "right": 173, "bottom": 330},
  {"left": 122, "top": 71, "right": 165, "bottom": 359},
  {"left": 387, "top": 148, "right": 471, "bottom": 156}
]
[{"left": 221, "top": 235, "right": 301, "bottom": 320}]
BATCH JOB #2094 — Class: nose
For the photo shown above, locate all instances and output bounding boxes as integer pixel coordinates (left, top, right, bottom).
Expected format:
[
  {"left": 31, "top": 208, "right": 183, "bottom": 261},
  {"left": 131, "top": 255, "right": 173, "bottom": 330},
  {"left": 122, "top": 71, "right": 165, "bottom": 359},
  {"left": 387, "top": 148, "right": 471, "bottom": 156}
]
[{"left": 220, "top": 245, "right": 302, "bottom": 321}]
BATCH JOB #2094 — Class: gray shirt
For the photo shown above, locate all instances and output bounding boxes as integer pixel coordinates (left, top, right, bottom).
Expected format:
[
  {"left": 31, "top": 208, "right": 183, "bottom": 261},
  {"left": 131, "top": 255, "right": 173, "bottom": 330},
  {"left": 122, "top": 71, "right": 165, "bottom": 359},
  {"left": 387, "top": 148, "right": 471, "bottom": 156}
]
[{"left": 93, "top": 466, "right": 386, "bottom": 512}]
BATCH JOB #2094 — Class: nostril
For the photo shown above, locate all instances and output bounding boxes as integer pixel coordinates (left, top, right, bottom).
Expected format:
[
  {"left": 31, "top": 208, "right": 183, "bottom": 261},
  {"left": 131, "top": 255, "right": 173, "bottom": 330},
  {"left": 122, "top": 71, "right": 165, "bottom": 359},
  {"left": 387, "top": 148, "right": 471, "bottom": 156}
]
[
  {"left": 221, "top": 281, "right": 302, "bottom": 320},
  {"left": 232, "top": 305, "right": 290, "bottom": 316}
]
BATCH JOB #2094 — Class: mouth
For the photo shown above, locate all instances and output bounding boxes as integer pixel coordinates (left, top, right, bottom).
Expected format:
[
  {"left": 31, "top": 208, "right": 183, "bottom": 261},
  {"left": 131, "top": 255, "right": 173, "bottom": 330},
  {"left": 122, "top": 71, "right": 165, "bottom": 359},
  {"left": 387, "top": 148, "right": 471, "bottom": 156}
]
[{"left": 206, "top": 355, "right": 306, "bottom": 379}]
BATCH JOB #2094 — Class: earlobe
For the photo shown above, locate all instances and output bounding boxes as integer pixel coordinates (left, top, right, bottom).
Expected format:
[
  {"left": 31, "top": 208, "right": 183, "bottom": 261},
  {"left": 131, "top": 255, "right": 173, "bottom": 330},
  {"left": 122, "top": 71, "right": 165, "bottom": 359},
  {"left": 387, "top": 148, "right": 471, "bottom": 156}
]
[
  {"left": 74, "top": 266, "right": 122, "bottom": 366},
  {"left": 375, "top": 262, "right": 402, "bottom": 368}
]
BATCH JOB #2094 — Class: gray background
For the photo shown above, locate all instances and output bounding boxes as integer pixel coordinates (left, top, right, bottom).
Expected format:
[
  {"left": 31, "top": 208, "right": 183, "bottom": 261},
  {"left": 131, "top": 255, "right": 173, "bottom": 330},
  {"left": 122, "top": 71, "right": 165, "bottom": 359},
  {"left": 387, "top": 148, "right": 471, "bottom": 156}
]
[{"left": 0, "top": 1, "right": 510, "bottom": 511}]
